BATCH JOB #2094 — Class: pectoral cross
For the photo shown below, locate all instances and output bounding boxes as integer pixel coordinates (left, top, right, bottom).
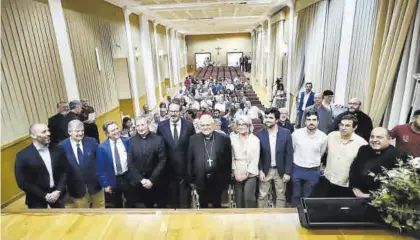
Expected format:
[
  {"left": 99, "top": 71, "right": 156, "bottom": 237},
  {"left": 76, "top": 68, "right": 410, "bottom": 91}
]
[
  {"left": 215, "top": 46, "right": 222, "bottom": 55},
  {"left": 207, "top": 158, "right": 213, "bottom": 167}
]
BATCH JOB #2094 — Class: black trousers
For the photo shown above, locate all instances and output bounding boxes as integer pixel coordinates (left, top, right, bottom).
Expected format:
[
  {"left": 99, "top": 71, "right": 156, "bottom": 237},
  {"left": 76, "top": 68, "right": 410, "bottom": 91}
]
[
  {"left": 311, "top": 177, "right": 353, "bottom": 198},
  {"left": 197, "top": 176, "right": 223, "bottom": 208},
  {"left": 165, "top": 177, "right": 191, "bottom": 208},
  {"left": 104, "top": 172, "right": 135, "bottom": 208},
  {"left": 26, "top": 187, "right": 65, "bottom": 209}
]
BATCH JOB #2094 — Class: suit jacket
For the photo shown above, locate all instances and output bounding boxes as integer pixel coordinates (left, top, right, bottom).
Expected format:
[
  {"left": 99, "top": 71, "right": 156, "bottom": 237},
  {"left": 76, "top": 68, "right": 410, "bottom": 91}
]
[
  {"left": 15, "top": 144, "right": 67, "bottom": 206},
  {"left": 60, "top": 111, "right": 79, "bottom": 139},
  {"left": 157, "top": 118, "right": 195, "bottom": 179},
  {"left": 187, "top": 132, "right": 232, "bottom": 190},
  {"left": 97, "top": 137, "right": 130, "bottom": 188},
  {"left": 297, "top": 91, "right": 315, "bottom": 112},
  {"left": 128, "top": 133, "right": 167, "bottom": 185},
  {"left": 60, "top": 137, "right": 101, "bottom": 198},
  {"left": 328, "top": 110, "right": 373, "bottom": 142},
  {"left": 256, "top": 127, "right": 294, "bottom": 177},
  {"left": 48, "top": 113, "right": 66, "bottom": 145}
]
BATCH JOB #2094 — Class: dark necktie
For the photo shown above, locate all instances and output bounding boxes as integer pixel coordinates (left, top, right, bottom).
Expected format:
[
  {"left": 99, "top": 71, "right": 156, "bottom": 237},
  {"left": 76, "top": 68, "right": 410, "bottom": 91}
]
[
  {"left": 76, "top": 143, "right": 83, "bottom": 165},
  {"left": 114, "top": 141, "right": 123, "bottom": 175},
  {"left": 173, "top": 123, "right": 179, "bottom": 146}
]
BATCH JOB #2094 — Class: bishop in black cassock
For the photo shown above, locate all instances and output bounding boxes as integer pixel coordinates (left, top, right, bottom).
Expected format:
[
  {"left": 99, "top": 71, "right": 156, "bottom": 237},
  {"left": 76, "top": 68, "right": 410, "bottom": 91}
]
[{"left": 187, "top": 115, "right": 232, "bottom": 208}]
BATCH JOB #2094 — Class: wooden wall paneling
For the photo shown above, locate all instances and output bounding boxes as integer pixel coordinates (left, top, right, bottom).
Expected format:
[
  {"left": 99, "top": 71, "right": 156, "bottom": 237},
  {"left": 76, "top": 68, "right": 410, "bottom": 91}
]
[{"left": 4, "top": 0, "right": 39, "bottom": 123}]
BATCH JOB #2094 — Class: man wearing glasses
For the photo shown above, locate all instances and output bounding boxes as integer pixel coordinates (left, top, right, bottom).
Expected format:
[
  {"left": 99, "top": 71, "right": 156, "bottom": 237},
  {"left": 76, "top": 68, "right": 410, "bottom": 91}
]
[
  {"left": 317, "top": 115, "right": 368, "bottom": 197},
  {"left": 328, "top": 98, "right": 373, "bottom": 141}
]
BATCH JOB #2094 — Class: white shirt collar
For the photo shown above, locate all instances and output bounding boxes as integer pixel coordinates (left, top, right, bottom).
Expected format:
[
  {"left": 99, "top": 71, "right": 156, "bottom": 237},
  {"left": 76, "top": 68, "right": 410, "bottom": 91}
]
[{"left": 33, "top": 143, "right": 48, "bottom": 151}]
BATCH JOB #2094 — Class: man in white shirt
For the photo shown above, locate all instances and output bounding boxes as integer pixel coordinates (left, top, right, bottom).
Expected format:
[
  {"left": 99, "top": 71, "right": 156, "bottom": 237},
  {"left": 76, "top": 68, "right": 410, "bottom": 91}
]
[
  {"left": 320, "top": 114, "right": 368, "bottom": 197},
  {"left": 97, "top": 120, "right": 133, "bottom": 208},
  {"left": 291, "top": 111, "right": 327, "bottom": 207},
  {"left": 15, "top": 123, "right": 67, "bottom": 208}
]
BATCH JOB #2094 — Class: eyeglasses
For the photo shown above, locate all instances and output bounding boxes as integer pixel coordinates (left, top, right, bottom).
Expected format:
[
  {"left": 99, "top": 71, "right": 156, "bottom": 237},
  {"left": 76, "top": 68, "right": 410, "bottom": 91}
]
[{"left": 168, "top": 110, "right": 180, "bottom": 113}]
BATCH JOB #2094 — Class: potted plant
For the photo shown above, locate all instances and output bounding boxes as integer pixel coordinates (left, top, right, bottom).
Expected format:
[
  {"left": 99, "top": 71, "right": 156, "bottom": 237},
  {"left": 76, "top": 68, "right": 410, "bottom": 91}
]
[{"left": 369, "top": 156, "right": 420, "bottom": 238}]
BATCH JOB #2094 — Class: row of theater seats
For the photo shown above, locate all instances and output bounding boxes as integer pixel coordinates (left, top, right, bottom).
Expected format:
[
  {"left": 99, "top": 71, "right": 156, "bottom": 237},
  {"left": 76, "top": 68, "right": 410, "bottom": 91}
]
[{"left": 194, "top": 66, "right": 247, "bottom": 82}]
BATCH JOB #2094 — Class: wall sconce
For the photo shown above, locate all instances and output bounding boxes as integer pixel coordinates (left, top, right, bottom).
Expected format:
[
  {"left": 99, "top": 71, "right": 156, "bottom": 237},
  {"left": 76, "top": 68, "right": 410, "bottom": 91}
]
[{"left": 134, "top": 47, "right": 140, "bottom": 61}]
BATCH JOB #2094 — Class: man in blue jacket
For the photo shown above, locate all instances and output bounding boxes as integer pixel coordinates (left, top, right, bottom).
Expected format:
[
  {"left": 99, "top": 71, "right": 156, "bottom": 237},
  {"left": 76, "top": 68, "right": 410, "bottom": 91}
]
[
  {"left": 97, "top": 120, "right": 133, "bottom": 208},
  {"left": 60, "top": 120, "right": 103, "bottom": 208},
  {"left": 256, "top": 108, "right": 294, "bottom": 208},
  {"left": 296, "top": 82, "right": 315, "bottom": 128}
]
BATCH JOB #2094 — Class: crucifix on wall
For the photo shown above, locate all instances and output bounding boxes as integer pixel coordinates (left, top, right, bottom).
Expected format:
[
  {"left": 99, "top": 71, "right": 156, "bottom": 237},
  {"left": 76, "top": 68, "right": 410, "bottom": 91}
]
[{"left": 215, "top": 46, "right": 222, "bottom": 55}]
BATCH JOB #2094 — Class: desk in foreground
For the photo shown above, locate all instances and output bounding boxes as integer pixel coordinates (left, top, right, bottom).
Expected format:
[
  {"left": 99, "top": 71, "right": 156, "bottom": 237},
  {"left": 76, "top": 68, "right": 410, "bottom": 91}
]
[{"left": 1, "top": 209, "right": 412, "bottom": 240}]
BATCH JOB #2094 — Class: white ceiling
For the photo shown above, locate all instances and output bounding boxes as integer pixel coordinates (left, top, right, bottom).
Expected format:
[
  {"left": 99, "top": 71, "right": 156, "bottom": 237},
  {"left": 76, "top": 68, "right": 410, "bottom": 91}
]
[{"left": 105, "top": 0, "right": 287, "bottom": 35}]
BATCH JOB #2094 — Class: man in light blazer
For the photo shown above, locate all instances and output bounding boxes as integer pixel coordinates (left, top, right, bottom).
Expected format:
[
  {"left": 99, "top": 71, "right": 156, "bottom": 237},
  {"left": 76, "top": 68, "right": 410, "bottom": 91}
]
[
  {"left": 60, "top": 120, "right": 103, "bottom": 208},
  {"left": 97, "top": 120, "right": 134, "bottom": 208},
  {"left": 15, "top": 123, "right": 67, "bottom": 209},
  {"left": 296, "top": 82, "right": 315, "bottom": 128},
  {"left": 256, "top": 108, "right": 294, "bottom": 208}
]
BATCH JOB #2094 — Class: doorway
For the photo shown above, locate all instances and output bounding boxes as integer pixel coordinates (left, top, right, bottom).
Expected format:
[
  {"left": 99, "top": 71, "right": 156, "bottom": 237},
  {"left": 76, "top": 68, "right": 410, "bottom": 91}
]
[
  {"left": 227, "top": 52, "right": 243, "bottom": 67},
  {"left": 195, "top": 52, "right": 211, "bottom": 69}
]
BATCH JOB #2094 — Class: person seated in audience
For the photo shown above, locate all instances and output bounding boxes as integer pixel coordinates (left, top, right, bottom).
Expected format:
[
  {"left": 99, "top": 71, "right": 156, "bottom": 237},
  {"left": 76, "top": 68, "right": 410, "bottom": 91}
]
[
  {"left": 391, "top": 109, "right": 420, "bottom": 157},
  {"left": 97, "top": 121, "right": 134, "bottom": 208},
  {"left": 231, "top": 116, "right": 259, "bottom": 208},
  {"left": 214, "top": 119, "right": 226, "bottom": 135},
  {"left": 187, "top": 115, "right": 232, "bottom": 208},
  {"left": 256, "top": 108, "right": 293, "bottom": 208},
  {"left": 301, "top": 93, "right": 333, "bottom": 134},
  {"left": 291, "top": 111, "right": 327, "bottom": 207},
  {"left": 15, "top": 123, "right": 67, "bottom": 209},
  {"left": 349, "top": 127, "right": 406, "bottom": 198},
  {"left": 61, "top": 100, "right": 82, "bottom": 139},
  {"left": 80, "top": 99, "right": 100, "bottom": 142},
  {"left": 316, "top": 115, "right": 368, "bottom": 198},
  {"left": 328, "top": 98, "right": 373, "bottom": 142},
  {"left": 121, "top": 117, "right": 134, "bottom": 138},
  {"left": 60, "top": 120, "right": 103, "bottom": 208},
  {"left": 213, "top": 109, "right": 229, "bottom": 134},
  {"left": 272, "top": 83, "right": 287, "bottom": 109},
  {"left": 48, "top": 101, "right": 69, "bottom": 145},
  {"left": 128, "top": 116, "right": 167, "bottom": 208},
  {"left": 245, "top": 101, "right": 264, "bottom": 120},
  {"left": 278, "top": 108, "right": 294, "bottom": 133}
]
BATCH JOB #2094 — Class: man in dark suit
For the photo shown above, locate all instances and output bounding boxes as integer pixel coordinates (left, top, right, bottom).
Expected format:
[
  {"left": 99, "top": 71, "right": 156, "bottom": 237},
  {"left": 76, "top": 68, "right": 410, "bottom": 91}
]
[
  {"left": 328, "top": 98, "right": 373, "bottom": 142},
  {"left": 97, "top": 120, "right": 134, "bottom": 208},
  {"left": 60, "top": 100, "right": 82, "bottom": 140},
  {"left": 60, "top": 119, "right": 103, "bottom": 208},
  {"left": 296, "top": 83, "right": 315, "bottom": 128},
  {"left": 256, "top": 108, "right": 293, "bottom": 208},
  {"left": 15, "top": 123, "right": 67, "bottom": 209},
  {"left": 157, "top": 100, "right": 195, "bottom": 208},
  {"left": 128, "top": 116, "right": 167, "bottom": 208},
  {"left": 187, "top": 115, "right": 232, "bottom": 208},
  {"left": 48, "top": 101, "right": 69, "bottom": 145}
]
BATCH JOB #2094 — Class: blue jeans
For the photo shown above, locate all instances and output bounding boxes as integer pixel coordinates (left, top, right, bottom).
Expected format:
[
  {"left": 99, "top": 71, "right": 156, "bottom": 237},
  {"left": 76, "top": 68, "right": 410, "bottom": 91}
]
[{"left": 292, "top": 164, "right": 321, "bottom": 207}]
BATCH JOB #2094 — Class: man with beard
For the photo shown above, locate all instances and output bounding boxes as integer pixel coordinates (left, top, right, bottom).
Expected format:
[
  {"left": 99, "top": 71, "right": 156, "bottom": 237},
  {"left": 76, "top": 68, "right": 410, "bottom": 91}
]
[
  {"left": 291, "top": 111, "right": 327, "bottom": 207},
  {"left": 301, "top": 93, "right": 333, "bottom": 134},
  {"left": 15, "top": 123, "right": 67, "bottom": 208},
  {"left": 48, "top": 101, "right": 69, "bottom": 145},
  {"left": 329, "top": 98, "right": 373, "bottom": 142},
  {"left": 213, "top": 109, "right": 229, "bottom": 134},
  {"left": 319, "top": 114, "right": 368, "bottom": 197},
  {"left": 128, "top": 116, "right": 167, "bottom": 207},
  {"left": 187, "top": 115, "right": 232, "bottom": 208},
  {"left": 256, "top": 108, "right": 293, "bottom": 208},
  {"left": 391, "top": 109, "right": 420, "bottom": 157},
  {"left": 157, "top": 100, "right": 195, "bottom": 208},
  {"left": 296, "top": 83, "right": 315, "bottom": 128},
  {"left": 349, "top": 127, "right": 405, "bottom": 198}
]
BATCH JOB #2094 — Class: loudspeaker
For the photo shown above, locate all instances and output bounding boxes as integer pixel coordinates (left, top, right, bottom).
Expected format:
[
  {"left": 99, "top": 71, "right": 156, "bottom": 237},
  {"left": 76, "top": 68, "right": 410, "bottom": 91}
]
[{"left": 298, "top": 198, "right": 383, "bottom": 228}]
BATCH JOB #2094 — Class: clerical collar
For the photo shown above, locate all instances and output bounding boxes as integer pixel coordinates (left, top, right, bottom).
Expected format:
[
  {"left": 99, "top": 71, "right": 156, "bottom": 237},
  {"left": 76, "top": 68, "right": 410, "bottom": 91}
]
[
  {"left": 372, "top": 145, "right": 392, "bottom": 155},
  {"left": 139, "top": 132, "right": 150, "bottom": 139},
  {"left": 203, "top": 133, "right": 214, "bottom": 141}
]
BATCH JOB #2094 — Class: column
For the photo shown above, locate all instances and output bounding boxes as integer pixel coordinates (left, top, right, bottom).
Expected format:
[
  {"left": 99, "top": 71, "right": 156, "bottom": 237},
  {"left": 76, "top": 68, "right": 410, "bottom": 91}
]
[
  {"left": 166, "top": 27, "right": 173, "bottom": 88},
  {"left": 259, "top": 22, "right": 265, "bottom": 87},
  {"left": 122, "top": 9, "right": 141, "bottom": 116},
  {"left": 334, "top": 0, "right": 357, "bottom": 105},
  {"left": 153, "top": 21, "right": 163, "bottom": 100},
  {"left": 286, "top": 9, "right": 295, "bottom": 113},
  {"left": 48, "top": 0, "right": 79, "bottom": 101},
  {"left": 266, "top": 17, "right": 272, "bottom": 96},
  {"left": 139, "top": 15, "right": 157, "bottom": 108},
  {"left": 171, "top": 29, "right": 180, "bottom": 85},
  {"left": 250, "top": 31, "right": 255, "bottom": 78}
]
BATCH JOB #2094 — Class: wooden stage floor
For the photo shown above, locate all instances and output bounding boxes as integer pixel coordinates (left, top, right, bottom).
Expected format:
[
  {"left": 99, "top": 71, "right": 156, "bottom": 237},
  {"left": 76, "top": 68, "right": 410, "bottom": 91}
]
[{"left": 1, "top": 209, "right": 413, "bottom": 240}]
